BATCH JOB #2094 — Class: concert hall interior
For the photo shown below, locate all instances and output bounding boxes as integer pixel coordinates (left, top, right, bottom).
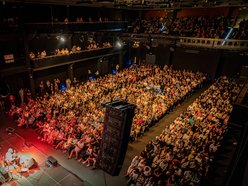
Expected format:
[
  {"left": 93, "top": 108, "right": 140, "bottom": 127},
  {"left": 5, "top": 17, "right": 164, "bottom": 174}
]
[{"left": 0, "top": 0, "right": 248, "bottom": 186}]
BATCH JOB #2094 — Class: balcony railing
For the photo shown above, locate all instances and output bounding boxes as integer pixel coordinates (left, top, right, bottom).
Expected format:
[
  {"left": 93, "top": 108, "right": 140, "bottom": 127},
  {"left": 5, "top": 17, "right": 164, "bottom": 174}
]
[
  {"left": 179, "top": 37, "right": 248, "bottom": 49},
  {"left": 25, "top": 21, "right": 128, "bottom": 34},
  {"left": 120, "top": 33, "right": 248, "bottom": 50},
  {"left": 31, "top": 46, "right": 123, "bottom": 70}
]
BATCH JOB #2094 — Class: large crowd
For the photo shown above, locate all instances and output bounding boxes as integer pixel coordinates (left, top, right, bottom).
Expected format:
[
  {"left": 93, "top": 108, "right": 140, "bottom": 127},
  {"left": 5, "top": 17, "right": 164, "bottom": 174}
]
[
  {"left": 126, "top": 76, "right": 242, "bottom": 186},
  {"left": 8, "top": 65, "right": 206, "bottom": 169},
  {"left": 131, "top": 16, "right": 248, "bottom": 40},
  {"left": 29, "top": 40, "right": 112, "bottom": 60},
  {"left": 231, "top": 19, "right": 248, "bottom": 40}
]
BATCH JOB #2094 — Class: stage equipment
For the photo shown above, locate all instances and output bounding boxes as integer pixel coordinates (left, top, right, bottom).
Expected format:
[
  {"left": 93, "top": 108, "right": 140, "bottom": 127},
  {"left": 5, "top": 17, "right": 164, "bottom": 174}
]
[
  {"left": 6, "top": 127, "right": 15, "bottom": 133},
  {"left": 98, "top": 100, "right": 136, "bottom": 176},
  {"left": 19, "top": 155, "right": 35, "bottom": 170},
  {"left": 46, "top": 156, "right": 58, "bottom": 167}
]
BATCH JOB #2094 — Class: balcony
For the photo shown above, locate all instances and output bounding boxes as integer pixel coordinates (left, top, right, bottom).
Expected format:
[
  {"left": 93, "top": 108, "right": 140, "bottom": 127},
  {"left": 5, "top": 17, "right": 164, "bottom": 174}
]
[
  {"left": 31, "top": 46, "right": 123, "bottom": 71},
  {"left": 25, "top": 21, "right": 128, "bottom": 34},
  {"left": 179, "top": 37, "right": 248, "bottom": 50},
  {"left": 120, "top": 33, "right": 248, "bottom": 50}
]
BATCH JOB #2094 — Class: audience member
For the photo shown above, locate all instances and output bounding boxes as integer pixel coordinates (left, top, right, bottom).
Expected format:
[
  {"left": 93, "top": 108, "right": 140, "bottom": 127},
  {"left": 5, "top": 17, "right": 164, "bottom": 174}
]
[{"left": 130, "top": 16, "right": 238, "bottom": 39}]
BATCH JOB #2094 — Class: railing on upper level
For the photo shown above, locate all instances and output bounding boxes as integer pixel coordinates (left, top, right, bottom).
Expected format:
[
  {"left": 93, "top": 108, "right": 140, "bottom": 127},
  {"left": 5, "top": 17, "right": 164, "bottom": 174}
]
[
  {"left": 30, "top": 46, "right": 124, "bottom": 70},
  {"left": 120, "top": 33, "right": 248, "bottom": 50},
  {"left": 25, "top": 21, "right": 128, "bottom": 34},
  {"left": 179, "top": 37, "right": 248, "bottom": 50}
]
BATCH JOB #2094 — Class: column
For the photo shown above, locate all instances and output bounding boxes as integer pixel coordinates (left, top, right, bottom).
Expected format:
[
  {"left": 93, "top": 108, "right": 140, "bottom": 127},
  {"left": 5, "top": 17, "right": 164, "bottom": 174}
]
[
  {"left": 118, "top": 52, "right": 124, "bottom": 70},
  {"left": 68, "top": 64, "right": 74, "bottom": 80},
  {"left": 28, "top": 70, "right": 35, "bottom": 97}
]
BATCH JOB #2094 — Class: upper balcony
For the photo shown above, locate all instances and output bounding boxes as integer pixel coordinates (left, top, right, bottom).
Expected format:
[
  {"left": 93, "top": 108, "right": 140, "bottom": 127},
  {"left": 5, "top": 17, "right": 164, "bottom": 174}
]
[
  {"left": 25, "top": 21, "right": 128, "bottom": 34},
  {"left": 120, "top": 33, "right": 248, "bottom": 51},
  {"left": 30, "top": 46, "right": 124, "bottom": 71}
]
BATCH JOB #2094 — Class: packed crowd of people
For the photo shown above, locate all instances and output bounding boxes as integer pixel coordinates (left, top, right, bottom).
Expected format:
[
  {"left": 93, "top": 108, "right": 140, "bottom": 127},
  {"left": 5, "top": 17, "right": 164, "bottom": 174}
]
[
  {"left": 126, "top": 76, "right": 242, "bottom": 186},
  {"left": 231, "top": 19, "right": 248, "bottom": 40},
  {"left": 130, "top": 16, "right": 248, "bottom": 39},
  {"left": 51, "top": 16, "right": 110, "bottom": 23},
  {"left": 8, "top": 64, "right": 206, "bottom": 169},
  {"left": 29, "top": 39, "right": 111, "bottom": 60},
  {"left": 29, "top": 46, "right": 80, "bottom": 60},
  {"left": 38, "top": 77, "right": 79, "bottom": 97}
]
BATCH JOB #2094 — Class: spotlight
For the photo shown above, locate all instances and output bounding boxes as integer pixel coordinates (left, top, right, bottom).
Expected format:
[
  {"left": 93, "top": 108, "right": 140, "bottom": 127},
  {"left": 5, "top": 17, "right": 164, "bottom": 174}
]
[
  {"left": 57, "top": 35, "right": 66, "bottom": 42},
  {"left": 115, "top": 41, "right": 123, "bottom": 48},
  {"left": 60, "top": 36, "right": 65, "bottom": 42}
]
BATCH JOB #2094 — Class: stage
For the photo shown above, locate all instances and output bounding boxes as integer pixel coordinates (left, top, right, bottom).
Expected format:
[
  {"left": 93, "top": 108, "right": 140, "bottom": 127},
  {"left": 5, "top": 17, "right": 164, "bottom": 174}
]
[{"left": 0, "top": 132, "right": 87, "bottom": 186}]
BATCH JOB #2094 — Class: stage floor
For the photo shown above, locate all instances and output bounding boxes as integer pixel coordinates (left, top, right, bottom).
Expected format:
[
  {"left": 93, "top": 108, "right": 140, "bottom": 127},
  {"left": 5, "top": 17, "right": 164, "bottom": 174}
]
[{"left": 0, "top": 131, "right": 87, "bottom": 186}]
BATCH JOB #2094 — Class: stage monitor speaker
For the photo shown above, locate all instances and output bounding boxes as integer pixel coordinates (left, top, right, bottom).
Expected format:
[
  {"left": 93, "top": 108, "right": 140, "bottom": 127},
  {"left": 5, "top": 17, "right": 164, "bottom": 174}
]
[
  {"left": 46, "top": 156, "right": 58, "bottom": 167},
  {"left": 6, "top": 127, "right": 15, "bottom": 133}
]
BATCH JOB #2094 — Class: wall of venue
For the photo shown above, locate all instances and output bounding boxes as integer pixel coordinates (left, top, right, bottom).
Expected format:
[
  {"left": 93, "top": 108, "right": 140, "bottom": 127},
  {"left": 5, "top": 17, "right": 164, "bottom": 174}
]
[
  {"left": 74, "top": 60, "right": 99, "bottom": 81},
  {"left": 33, "top": 66, "right": 68, "bottom": 92},
  {"left": 216, "top": 52, "right": 248, "bottom": 78},
  {"left": 143, "top": 10, "right": 168, "bottom": 19},
  {"left": 149, "top": 46, "right": 171, "bottom": 67},
  {"left": 138, "top": 45, "right": 171, "bottom": 66},
  {"left": 171, "top": 48, "right": 248, "bottom": 79},
  {"left": 33, "top": 56, "right": 116, "bottom": 91},
  {"left": 136, "top": 46, "right": 248, "bottom": 79},
  {"left": 171, "top": 47, "right": 220, "bottom": 78},
  {"left": 176, "top": 7, "right": 230, "bottom": 17},
  {"left": 1, "top": 72, "right": 29, "bottom": 93},
  {"left": 73, "top": 57, "right": 115, "bottom": 82}
]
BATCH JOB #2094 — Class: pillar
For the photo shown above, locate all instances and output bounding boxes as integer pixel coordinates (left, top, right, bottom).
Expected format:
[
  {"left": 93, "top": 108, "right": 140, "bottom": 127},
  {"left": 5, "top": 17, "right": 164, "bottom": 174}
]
[
  {"left": 118, "top": 52, "right": 124, "bottom": 70},
  {"left": 28, "top": 70, "right": 35, "bottom": 97},
  {"left": 68, "top": 64, "right": 74, "bottom": 80}
]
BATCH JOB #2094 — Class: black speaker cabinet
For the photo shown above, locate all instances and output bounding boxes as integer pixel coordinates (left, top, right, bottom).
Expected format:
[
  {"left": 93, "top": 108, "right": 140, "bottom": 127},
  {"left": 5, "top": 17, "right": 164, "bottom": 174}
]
[
  {"left": 46, "top": 156, "right": 58, "bottom": 167},
  {"left": 98, "top": 100, "right": 136, "bottom": 176}
]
